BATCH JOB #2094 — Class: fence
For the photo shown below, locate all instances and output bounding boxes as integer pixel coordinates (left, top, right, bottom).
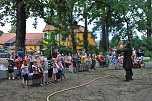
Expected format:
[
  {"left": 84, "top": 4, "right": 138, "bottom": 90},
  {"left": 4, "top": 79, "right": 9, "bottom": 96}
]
[{"left": 0, "top": 54, "right": 10, "bottom": 58}]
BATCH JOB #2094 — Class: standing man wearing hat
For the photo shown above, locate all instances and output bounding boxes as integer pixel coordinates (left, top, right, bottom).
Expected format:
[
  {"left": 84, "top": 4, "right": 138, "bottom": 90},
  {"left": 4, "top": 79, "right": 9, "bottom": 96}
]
[{"left": 122, "top": 41, "right": 133, "bottom": 81}]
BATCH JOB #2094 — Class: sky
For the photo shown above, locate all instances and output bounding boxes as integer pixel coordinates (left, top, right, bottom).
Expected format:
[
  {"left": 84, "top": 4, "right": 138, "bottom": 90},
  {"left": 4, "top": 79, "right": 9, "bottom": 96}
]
[
  {"left": 0, "top": 17, "right": 94, "bottom": 32},
  {"left": 0, "top": 17, "right": 46, "bottom": 33},
  {"left": 0, "top": 17, "right": 143, "bottom": 41}
]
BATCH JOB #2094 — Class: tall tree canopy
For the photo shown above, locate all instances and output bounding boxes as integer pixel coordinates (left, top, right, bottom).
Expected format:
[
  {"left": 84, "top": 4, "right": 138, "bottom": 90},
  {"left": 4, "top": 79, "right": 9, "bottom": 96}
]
[
  {"left": 0, "top": 0, "right": 152, "bottom": 52},
  {"left": 0, "top": 0, "right": 44, "bottom": 52}
]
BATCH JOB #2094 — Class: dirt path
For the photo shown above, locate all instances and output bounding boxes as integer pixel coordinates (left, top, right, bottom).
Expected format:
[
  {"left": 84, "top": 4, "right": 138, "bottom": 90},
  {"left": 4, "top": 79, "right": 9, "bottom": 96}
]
[{"left": 0, "top": 68, "right": 152, "bottom": 101}]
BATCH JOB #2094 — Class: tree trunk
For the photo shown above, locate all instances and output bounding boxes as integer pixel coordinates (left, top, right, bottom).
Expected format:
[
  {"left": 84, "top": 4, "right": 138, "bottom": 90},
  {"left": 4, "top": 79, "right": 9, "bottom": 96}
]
[
  {"left": 16, "top": 0, "right": 26, "bottom": 52},
  {"left": 83, "top": 14, "right": 88, "bottom": 52},
  {"left": 147, "top": 0, "right": 152, "bottom": 45},
  {"left": 101, "top": 7, "right": 111, "bottom": 51},
  {"left": 71, "top": 28, "right": 77, "bottom": 51},
  {"left": 101, "top": 23, "right": 106, "bottom": 50}
]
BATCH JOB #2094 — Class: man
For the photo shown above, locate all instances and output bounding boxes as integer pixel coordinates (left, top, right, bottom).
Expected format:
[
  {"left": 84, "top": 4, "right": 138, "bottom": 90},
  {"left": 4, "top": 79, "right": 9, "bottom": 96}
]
[
  {"left": 122, "top": 41, "right": 133, "bottom": 81},
  {"left": 17, "top": 48, "right": 25, "bottom": 59}
]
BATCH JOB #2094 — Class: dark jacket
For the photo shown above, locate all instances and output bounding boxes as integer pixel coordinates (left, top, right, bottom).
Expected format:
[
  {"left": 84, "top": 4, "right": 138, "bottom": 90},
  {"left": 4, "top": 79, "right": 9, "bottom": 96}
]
[{"left": 123, "top": 48, "right": 133, "bottom": 70}]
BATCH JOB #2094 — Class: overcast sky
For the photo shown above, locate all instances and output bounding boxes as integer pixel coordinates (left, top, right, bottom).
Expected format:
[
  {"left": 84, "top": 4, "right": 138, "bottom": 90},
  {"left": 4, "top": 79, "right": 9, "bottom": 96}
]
[
  {"left": 0, "top": 17, "right": 46, "bottom": 33},
  {"left": 0, "top": 17, "right": 95, "bottom": 32}
]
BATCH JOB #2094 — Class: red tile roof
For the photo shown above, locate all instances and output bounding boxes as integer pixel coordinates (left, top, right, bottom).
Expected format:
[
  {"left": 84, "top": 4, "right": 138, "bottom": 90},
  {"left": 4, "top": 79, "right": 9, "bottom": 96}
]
[
  {"left": 6, "top": 36, "right": 16, "bottom": 43},
  {"left": 0, "top": 33, "right": 16, "bottom": 44},
  {"left": 43, "top": 24, "right": 91, "bottom": 33},
  {"left": 75, "top": 26, "right": 85, "bottom": 33},
  {"left": 25, "top": 33, "right": 43, "bottom": 45},
  {"left": 0, "top": 33, "right": 43, "bottom": 45},
  {"left": 75, "top": 26, "right": 92, "bottom": 33},
  {"left": 43, "top": 24, "right": 57, "bottom": 32}
]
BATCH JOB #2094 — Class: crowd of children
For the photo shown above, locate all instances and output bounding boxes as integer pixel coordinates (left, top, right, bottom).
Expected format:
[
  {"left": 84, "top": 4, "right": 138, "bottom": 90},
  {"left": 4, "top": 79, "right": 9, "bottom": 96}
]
[
  {"left": 7, "top": 47, "right": 145, "bottom": 87},
  {"left": 7, "top": 50, "right": 98, "bottom": 88}
]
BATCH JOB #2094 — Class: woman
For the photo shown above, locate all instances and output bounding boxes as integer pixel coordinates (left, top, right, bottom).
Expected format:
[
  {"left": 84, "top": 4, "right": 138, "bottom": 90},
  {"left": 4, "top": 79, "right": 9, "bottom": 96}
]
[{"left": 122, "top": 41, "right": 133, "bottom": 81}]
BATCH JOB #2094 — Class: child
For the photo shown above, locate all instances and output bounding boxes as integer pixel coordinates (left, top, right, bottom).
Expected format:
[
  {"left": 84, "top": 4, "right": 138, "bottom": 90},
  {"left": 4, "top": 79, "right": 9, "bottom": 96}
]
[
  {"left": 32, "top": 60, "right": 40, "bottom": 86},
  {"left": 39, "top": 60, "right": 45, "bottom": 85},
  {"left": 86, "top": 56, "right": 92, "bottom": 71},
  {"left": 21, "top": 59, "right": 29, "bottom": 87},
  {"left": 72, "top": 55, "right": 77, "bottom": 73},
  {"left": 47, "top": 56, "right": 54, "bottom": 84},
  {"left": 15, "top": 54, "right": 22, "bottom": 79},
  {"left": 81, "top": 53, "right": 87, "bottom": 71},
  {"left": 91, "top": 55, "right": 96, "bottom": 70},
  {"left": 8, "top": 59, "right": 15, "bottom": 79},
  {"left": 52, "top": 59, "right": 58, "bottom": 82},
  {"left": 55, "top": 59, "right": 62, "bottom": 82},
  {"left": 76, "top": 56, "right": 81, "bottom": 72},
  {"left": 60, "top": 58, "right": 66, "bottom": 80}
]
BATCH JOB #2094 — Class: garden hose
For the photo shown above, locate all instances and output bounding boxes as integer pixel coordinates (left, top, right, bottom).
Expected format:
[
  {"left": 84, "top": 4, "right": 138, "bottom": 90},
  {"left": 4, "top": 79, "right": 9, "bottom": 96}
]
[
  {"left": 46, "top": 75, "right": 111, "bottom": 101},
  {"left": 46, "top": 71, "right": 152, "bottom": 101}
]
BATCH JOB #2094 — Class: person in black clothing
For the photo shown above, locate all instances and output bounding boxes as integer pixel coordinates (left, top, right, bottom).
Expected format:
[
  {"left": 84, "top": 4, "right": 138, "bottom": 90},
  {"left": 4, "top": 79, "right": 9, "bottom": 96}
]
[
  {"left": 47, "top": 56, "right": 54, "bottom": 83},
  {"left": 8, "top": 59, "right": 15, "bottom": 79},
  {"left": 91, "top": 55, "right": 96, "bottom": 70},
  {"left": 122, "top": 41, "right": 133, "bottom": 81}
]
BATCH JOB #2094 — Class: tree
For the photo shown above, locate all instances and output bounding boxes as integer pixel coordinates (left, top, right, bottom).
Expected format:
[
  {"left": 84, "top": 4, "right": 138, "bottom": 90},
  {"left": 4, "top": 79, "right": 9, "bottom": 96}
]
[
  {"left": 43, "top": 0, "right": 78, "bottom": 51},
  {"left": 146, "top": 0, "right": 152, "bottom": 45},
  {"left": 92, "top": 0, "right": 143, "bottom": 51},
  {"left": 0, "top": 30, "right": 3, "bottom": 36},
  {"left": 0, "top": 0, "right": 44, "bottom": 52},
  {"left": 90, "top": 0, "right": 114, "bottom": 51}
]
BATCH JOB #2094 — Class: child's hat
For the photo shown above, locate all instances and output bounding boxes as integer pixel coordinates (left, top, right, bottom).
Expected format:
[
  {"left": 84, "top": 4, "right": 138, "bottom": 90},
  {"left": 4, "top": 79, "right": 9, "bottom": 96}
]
[
  {"left": 23, "top": 59, "right": 28, "bottom": 62},
  {"left": 33, "top": 59, "right": 37, "bottom": 62}
]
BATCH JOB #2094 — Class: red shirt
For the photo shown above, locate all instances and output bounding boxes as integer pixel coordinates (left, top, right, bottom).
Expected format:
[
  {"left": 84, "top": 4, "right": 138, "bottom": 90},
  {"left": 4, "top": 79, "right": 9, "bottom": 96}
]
[{"left": 99, "top": 54, "right": 105, "bottom": 61}]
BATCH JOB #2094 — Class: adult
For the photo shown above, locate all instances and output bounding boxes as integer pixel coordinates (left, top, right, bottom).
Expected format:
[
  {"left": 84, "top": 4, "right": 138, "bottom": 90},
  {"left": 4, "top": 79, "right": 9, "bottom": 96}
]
[
  {"left": 122, "top": 41, "right": 133, "bottom": 81},
  {"left": 10, "top": 52, "right": 16, "bottom": 62},
  {"left": 29, "top": 53, "right": 35, "bottom": 73},
  {"left": 17, "top": 48, "right": 25, "bottom": 59}
]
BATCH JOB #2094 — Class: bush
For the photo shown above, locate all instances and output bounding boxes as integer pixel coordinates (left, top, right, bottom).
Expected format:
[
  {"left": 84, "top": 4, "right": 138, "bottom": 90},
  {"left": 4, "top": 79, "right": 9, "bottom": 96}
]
[
  {"left": 144, "top": 51, "right": 152, "bottom": 58},
  {"left": 144, "top": 58, "right": 152, "bottom": 62},
  {"left": 59, "top": 46, "right": 76, "bottom": 55},
  {"left": 43, "top": 49, "right": 51, "bottom": 57}
]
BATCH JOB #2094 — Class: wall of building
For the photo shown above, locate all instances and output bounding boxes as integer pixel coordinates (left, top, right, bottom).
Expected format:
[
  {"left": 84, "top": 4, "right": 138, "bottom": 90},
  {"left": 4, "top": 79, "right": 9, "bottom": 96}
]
[
  {"left": 25, "top": 45, "right": 40, "bottom": 51},
  {"left": 43, "top": 31, "right": 96, "bottom": 50}
]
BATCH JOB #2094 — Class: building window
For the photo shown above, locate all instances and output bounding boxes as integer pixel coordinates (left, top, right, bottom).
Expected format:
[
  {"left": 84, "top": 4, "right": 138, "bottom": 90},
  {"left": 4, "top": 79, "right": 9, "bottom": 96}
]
[
  {"left": 62, "top": 33, "right": 68, "bottom": 41},
  {"left": 44, "top": 33, "right": 47, "bottom": 39}
]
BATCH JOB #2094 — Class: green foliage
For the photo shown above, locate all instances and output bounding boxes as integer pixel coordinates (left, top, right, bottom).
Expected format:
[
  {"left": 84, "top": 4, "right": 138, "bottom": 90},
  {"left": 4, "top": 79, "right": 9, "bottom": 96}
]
[
  {"left": 109, "top": 35, "right": 121, "bottom": 48},
  {"left": 58, "top": 46, "right": 75, "bottom": 55},
  {"left": 88, "top": 45, "right": 98, "bottom": 54},
  {"left": 43, "top": 48, "right": 51, "bottom": 58},
  {"left": 0, "top": 30, "right": 3, "bottom": 36},
  {"left": 145, "top": 51, "right": 152, "bottom": 58}
]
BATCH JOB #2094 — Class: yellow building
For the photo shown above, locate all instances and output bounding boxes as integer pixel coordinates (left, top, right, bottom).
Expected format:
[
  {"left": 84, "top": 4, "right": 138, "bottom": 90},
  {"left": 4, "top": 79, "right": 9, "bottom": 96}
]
[
  {"left": 43, "top": 24, "right": 96, "bottom": 50},
  {"left": 25, "top": 33, "right": 43, "bottom": 51}
]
